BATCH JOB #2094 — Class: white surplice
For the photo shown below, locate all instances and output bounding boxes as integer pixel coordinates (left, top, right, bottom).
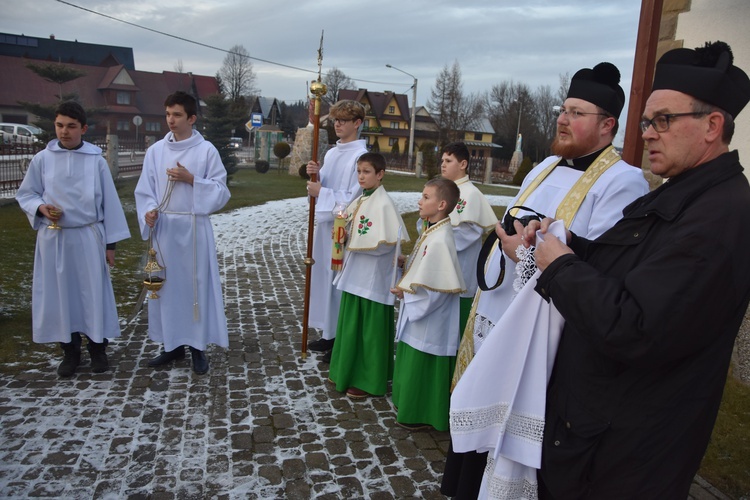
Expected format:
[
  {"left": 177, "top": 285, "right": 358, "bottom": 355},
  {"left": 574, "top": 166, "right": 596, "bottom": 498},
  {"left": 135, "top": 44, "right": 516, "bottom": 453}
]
[{"left": 450, "top": 222, "right": 568, "bottom": 499}]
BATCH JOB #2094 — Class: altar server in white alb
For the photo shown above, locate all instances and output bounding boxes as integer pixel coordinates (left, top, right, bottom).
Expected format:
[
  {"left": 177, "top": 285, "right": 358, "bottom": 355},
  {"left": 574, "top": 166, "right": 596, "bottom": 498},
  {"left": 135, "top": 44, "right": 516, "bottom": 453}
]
[
  {"left": 305, "top": 100, "right": 368, "bottom": 362},
  {"left": 135, "top": 91, "right": 230, "bottom": 375},
  {"left": 438, "top": 142, "right": 497, "bottom": 337},
  {"left": 16, "top": 101, "right": 130, "bottom": 377}
]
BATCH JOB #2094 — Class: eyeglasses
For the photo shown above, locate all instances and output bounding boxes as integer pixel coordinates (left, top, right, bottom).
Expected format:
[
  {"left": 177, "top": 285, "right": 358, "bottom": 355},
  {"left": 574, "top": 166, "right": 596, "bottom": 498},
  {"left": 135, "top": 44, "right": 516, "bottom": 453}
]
[
  {"left": 333, "top": 118, "right": 351, "bottom": 125},
  {"left": 554, "top": 106, "right": 610, "bottom": 120},
  {"left": 639, "top": 112, "right": 706, "bottom": 133}
]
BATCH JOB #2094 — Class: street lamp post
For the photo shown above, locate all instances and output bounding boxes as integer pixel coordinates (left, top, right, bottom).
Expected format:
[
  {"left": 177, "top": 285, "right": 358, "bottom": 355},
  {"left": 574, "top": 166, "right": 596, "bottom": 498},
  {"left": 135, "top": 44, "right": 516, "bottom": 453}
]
[
  {"left": 386, "top": 64, "right": 417, "bottom": 172},
  {"left": 515, "top": 99, "right": 523, "bottom": 146}
]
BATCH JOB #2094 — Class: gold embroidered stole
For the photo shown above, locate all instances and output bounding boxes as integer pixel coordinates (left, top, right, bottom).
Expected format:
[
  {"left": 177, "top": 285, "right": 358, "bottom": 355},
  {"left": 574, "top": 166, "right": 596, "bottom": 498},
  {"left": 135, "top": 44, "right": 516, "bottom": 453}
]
[{"left": 451, "top": 146, "right": 621, "bottom": 391}]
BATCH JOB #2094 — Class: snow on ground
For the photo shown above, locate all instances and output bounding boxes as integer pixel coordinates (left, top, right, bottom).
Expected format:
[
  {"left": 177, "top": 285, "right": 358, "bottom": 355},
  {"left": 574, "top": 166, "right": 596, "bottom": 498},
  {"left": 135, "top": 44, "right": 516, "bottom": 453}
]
[{"left": 0, "top": 191, "right": 514, "bottom": 499}]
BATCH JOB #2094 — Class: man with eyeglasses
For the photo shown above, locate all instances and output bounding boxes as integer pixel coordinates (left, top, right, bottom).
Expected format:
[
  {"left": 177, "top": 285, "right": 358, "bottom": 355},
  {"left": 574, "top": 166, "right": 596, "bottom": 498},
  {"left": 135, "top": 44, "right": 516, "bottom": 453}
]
[
  {"left": 526, "top": 41, "right": 750, "bottom": 498},
  {"left": 306, "top": 100, "right": 368, "bottom": 363},
  {"left": 444, "top": 63, "right": 648, "bottom": 499}
]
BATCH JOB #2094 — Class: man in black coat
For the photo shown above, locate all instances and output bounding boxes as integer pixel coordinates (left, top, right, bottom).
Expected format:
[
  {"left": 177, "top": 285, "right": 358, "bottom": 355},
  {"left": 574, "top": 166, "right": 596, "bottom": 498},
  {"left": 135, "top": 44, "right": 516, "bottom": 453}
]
[{"left": 526, "top": 41, "right": 750, "bottom": 499}]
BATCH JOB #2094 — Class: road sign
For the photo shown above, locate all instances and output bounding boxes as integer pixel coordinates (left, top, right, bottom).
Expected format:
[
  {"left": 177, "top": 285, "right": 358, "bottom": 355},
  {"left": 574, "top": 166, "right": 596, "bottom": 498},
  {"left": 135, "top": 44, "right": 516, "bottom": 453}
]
[
  {"left": 132, "top": 115, "right": 143, "bottom": 126},
  {"left": 246, "top": 113, "right": 264, "bottom": 133}
]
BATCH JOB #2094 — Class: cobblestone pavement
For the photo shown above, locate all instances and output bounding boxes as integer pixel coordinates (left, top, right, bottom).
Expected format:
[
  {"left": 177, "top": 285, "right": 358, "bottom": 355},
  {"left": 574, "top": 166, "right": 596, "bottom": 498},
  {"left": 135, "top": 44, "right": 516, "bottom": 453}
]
[{"left": 0, "top": 194, "right": 733, "bottom": 499}]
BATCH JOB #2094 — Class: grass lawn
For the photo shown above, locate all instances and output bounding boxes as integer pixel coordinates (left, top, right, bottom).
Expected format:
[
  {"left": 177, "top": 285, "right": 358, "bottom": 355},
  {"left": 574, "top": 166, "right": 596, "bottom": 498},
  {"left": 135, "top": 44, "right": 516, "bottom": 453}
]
[{"left": 0, "top": 166, "right": 747, "bottom": 496}]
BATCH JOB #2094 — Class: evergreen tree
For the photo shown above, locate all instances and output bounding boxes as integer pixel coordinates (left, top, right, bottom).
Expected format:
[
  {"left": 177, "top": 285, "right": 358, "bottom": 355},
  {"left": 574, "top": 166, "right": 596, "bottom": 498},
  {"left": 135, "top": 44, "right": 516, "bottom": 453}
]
[{"left": 202, "top": 94, "right": 239, "bottom": 177}]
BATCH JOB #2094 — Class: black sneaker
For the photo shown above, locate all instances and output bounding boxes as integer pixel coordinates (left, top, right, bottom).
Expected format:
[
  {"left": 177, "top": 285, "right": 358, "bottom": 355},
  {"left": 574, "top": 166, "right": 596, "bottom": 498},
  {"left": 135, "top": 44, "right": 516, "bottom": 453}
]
[
  {"left": 308, "top": 338, "right": 334, "bottom": 352},
  {"left": 320, "top": 350, "right": 332, "bottom": 364}
]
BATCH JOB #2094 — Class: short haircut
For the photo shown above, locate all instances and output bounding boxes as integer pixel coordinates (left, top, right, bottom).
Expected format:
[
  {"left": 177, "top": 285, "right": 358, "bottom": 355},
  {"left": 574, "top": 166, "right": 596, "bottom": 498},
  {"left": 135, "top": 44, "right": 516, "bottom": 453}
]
[
  {"left": 442, "top": 142, "right": 470, "bottom": 164},
  {"left": 330, "top": 100, "right": 365, "bottom": 122},
  {"left": 425, "top": 178, "right": 460, "bottom": 216},
  {"left": 357, "top": 152, "right": 386, "bottom": 173},
  {"left": 595, "top": 104, "right": 619, "bottom": 137},
  {"left": 164, "top": 91, "right": 198, "bottom": 118},
  {"left": 693, "top": 99, "right": 734, "bottom": 143},
  {"left": 55, "top": 101, "right": 87, "bottom": 126}
]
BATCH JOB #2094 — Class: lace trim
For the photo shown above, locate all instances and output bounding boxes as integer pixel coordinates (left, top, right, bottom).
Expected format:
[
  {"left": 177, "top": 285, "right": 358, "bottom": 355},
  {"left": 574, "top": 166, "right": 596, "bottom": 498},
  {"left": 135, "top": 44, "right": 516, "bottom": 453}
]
[
  {"left": 473, "top": 314, "right": 496, "bottom": 353},
  {"left": 450, "top": 404, "right": 545, "bottom": 445},
  {"left": 484, "top": 457, "right": 539, "bottom": 500},
  {"left": 513, "top": 245, "right": 537, "bottom": 293}
]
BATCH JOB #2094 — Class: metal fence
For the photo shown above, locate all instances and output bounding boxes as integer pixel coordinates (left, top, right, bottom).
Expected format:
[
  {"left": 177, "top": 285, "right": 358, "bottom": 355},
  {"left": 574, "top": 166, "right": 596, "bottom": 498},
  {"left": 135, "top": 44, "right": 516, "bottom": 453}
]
[{"left": 0, "top": 143, "right": 42, "bottom": 193}]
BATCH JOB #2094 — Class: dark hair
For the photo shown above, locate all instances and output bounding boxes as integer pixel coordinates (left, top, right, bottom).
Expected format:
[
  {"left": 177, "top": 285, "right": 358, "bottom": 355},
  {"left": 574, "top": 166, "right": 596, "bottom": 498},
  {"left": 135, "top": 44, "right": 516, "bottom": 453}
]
[
  {"left": 164, "top": 91, "right": 197, "bottom": 118},
  {"left": 425, "top": 178, "right": 460, "bottom": 215},
  {"left": 357, "top": 152, "right": 386, "bottom": 173},
  {"left": 55, "top": 101, "right": 87, "bottom": 126},
  {"left": 442, "top": 141, "right": 470, "bottom": 173},
  {"left": 693, "top": 99, "right": 734, "bottom": 143}
]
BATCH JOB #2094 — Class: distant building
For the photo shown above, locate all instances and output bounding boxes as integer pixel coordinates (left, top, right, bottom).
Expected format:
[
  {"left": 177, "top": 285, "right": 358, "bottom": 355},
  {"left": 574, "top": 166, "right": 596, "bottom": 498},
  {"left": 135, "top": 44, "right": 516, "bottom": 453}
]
[
  {"left": 0, "top": 32, "right": 135, "bottom": 70},
  {"left": 338, "top": 88, "right": 429, "bottom": 152},
  {"left": 0, "top": 32, "right": 219, "bottom": 139},
  {"left": 461, "top": 117, "right": 502, "bottom": 159},
  {"left": 249, "top": 96, "right": 282, "bottom": 128}
]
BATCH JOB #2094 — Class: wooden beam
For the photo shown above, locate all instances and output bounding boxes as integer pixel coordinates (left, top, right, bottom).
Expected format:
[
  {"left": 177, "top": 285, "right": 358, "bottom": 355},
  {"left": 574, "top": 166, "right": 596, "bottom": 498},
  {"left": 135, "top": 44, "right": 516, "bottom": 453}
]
[{"left": 622, "top": 0, "right": 664, "bottom": 167}]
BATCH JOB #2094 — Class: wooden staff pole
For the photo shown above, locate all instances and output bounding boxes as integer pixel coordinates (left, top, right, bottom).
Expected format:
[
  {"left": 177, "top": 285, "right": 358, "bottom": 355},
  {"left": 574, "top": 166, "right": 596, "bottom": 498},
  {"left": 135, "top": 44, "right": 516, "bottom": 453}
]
[{"left": 301, "top": 34, "right": 327, "bottom": 359}]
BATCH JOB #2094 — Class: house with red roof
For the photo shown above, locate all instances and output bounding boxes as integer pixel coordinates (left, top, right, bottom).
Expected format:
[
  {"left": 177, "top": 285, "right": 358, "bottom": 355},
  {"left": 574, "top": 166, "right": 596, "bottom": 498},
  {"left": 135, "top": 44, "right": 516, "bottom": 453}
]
[{"left": 0, "top": 33, "right": 220, "bottom": 141}]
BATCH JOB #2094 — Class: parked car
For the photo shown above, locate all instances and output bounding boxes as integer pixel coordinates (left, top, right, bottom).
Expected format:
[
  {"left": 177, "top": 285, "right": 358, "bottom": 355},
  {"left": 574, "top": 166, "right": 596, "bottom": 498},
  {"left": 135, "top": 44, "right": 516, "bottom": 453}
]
[
  {"left": 227, "top": 137, "right": 243, "bottom": 150},
  {"left": 0, "top": 123, "right": 43, "bottom": 146}
]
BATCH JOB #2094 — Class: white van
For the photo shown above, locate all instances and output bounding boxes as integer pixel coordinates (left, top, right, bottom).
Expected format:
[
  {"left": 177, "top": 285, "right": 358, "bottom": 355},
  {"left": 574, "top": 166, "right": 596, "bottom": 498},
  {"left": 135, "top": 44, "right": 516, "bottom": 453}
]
[{"left": 0, "top": 123, "right": 42, "bottom": 146}]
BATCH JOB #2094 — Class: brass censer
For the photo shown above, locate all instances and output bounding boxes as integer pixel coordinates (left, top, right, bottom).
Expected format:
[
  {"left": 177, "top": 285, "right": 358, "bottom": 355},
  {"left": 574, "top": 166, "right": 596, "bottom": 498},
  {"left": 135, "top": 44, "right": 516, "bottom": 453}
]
[{"left": 143, "top": 228, "right": 166, "bottom": 299}]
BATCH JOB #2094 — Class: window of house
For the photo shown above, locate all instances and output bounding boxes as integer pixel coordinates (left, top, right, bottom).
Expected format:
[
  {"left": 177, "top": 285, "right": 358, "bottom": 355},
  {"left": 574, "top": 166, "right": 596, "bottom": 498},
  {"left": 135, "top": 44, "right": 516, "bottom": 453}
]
[
  {"left": 117, "top": 92, "right": 131, "bottom": 105},
  {"left": 388, "top": 138, "right": 397, "bottom": 146},
  {"left": 474, "top": 132, "right": 482, "bottom": 141},
  {"left": 146, "top": 122, "right": 161, "bottom": 132},
  {"left": 117, "top": 121, "right": 130, "bottom": 131},
  {"left": 389, "top": 106, "right": 395, "bottom": 114},
  {"left": 390, "top": 121, "right": 399, "bottom": 129}
]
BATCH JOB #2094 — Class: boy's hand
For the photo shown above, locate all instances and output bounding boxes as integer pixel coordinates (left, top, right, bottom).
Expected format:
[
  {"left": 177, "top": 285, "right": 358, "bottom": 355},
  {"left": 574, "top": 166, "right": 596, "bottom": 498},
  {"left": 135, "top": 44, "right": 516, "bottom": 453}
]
[
  {"left": 306, "top": 161, "right": 320, "bottom": 177},
  {"left": 307, "top": 180, "right": 321, "bottom": 198},
  {"left": 390, "top": 287, "right": 404, "bottom": 300},
  {"left": 40, "top": 204, "right": 62, "bottom": 221},
  {"left": 145, "top": 210, "right": 159, "bottom": 227},
  {"left": 167, "top": 162, "right": 194, "bottom": 185},
  {"left": 106, "top": 249, "right": 116, "bottom": 267}
]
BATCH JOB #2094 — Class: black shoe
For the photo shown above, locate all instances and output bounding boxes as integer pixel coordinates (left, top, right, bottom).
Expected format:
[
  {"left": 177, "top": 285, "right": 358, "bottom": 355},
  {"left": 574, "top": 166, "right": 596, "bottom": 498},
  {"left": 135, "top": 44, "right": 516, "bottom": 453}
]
[
  {"left": 57, "top": 332, "right": 82, "bottom": 377},
  {"left": 190, "top": 347, "right": 209, "bottom": 374},
  {"left": 308, "top": 338, "right": 334, "bottom": 352},
  {"left": 320, "top": 349, "right": 332, "bottom": 364},
  {"left": 148, "top": 347, "right": 186, "bottom": 367},
  {"left": 87, "top": 338, "right": 109, "bottom": 373}
]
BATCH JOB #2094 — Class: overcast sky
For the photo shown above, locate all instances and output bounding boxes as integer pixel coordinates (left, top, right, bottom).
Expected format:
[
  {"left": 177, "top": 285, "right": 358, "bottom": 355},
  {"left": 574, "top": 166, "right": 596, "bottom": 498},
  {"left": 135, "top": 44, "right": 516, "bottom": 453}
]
[{"left": 2, "top": 0, "right": 643, "bottom": 140}]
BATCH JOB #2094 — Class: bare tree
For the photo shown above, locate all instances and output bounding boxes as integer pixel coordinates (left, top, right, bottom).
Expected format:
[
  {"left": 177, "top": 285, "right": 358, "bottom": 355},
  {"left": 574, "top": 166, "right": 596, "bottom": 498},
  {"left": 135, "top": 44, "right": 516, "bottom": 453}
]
[
  {"left": 531, "top": 84, "right": 558, "bottom": 158},
  {"left": 174, "top": 59, "right": 184, "bottom": 73},
  {"left": 219, "top": 44, "right": 259, "bottom": 101},
  {"left": 427, "top": 60, "right": 470, "bottom": 146},
  {"left": 557, "top": 72, "right": 570, "bottom": 104},
  {"left": 323, "top": 67, "right": 356, "bottom": 105},
  {"left": 486, "top": 80, "right": 533, "bottom": 155}
]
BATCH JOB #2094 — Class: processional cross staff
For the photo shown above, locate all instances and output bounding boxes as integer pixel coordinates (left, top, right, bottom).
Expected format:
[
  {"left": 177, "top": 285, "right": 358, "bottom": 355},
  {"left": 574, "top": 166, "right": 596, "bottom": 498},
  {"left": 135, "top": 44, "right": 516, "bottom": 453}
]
[{"left": 301, "top": 31, "right": 327, "bottom": 359}]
